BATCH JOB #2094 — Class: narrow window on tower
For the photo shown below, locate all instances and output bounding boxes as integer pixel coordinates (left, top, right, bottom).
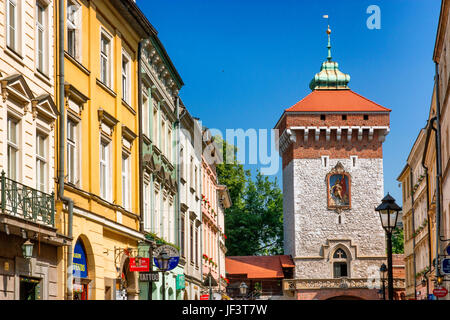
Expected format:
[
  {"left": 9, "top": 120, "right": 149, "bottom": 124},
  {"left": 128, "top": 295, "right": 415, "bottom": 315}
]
[
  {"left": 320, "top": 114, "right": 326, "bottom": 121},
  {"left": 350, "top": 156, "right": 358, "bottom": 168},
  {"left": 363, "top": 114, "right": 369, "bottom": 120},
  {"left": 342, "top": 115, "right": 347, "bottom": 120},
  {"left": 321, "top": 156, "right": 329, "bottom": 168}
]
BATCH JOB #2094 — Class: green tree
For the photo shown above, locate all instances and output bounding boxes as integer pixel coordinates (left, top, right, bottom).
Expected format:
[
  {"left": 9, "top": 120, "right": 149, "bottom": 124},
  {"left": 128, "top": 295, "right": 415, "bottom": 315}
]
[
  {"left": 215, "top": 137, "right": 283, "bottom": 256},
  {"left": 391, "top": 228, "right": 404, "bottom": 254}
]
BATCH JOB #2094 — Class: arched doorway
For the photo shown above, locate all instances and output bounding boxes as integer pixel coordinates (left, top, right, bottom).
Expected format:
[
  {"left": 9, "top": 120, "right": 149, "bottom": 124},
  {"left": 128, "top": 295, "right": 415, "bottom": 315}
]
[
  {"left": 119, "top": 258, "right": 138, "bottom": 300},
  {"left": 73, "top": 238, "right": 92, "bottom": 300},
  {"left": 326, "top": 295, "right": 364, "bottom": 300}
]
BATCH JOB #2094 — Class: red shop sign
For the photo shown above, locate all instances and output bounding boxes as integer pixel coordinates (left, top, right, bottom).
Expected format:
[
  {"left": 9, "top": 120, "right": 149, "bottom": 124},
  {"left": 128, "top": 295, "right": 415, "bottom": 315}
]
[
  {"left": 129, "top": 257, "right": 150, "bottom": 272},
  {"left": 433, "top": 287, "right": 448, "bottom": 298},
  {"left": 200, "top": 295, "right": 209, "bottom": 300}
]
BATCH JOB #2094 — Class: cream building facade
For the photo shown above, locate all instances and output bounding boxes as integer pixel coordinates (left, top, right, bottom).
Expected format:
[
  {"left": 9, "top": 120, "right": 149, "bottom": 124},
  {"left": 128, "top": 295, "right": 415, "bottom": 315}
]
[
  {"left": 0, "top": 0, "right": 67, "bottom": 300},
  {"left": 434, "top": 0, "right": 450, "bottom": 299}
]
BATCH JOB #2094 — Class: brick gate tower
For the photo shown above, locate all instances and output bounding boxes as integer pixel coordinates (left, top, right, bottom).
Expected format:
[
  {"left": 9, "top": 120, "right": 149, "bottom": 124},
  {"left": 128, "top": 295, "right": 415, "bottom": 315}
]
[{"left": 275, "top": 26, "right": 395, "bottom": 300}]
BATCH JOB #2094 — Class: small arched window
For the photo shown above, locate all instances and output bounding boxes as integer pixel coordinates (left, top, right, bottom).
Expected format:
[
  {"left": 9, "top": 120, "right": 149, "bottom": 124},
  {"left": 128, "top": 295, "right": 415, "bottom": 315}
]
[
  {"left": 333, "top": 248, "right": 347, "bottom": 259},
  {"left": 332, "top": 248, "right": 349, "bottom": 278}
]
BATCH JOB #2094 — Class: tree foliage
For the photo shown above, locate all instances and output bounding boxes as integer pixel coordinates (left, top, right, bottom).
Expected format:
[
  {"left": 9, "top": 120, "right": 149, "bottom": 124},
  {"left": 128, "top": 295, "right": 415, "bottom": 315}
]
[
  {"left": 215, "top": 137, "right": 283, "bottom": 256},
  {"left": 392, "top": 228, "right": 404, "bottom": 254}
]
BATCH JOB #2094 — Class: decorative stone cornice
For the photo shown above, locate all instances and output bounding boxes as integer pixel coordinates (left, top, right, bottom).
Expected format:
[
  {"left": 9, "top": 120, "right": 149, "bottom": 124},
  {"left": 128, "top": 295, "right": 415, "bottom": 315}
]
[
  {"left": 283, "top": 278, "right": 405, "bottom": 291},
  {"left": 98, "top": 108, "right": 119, "bottom": 136}
]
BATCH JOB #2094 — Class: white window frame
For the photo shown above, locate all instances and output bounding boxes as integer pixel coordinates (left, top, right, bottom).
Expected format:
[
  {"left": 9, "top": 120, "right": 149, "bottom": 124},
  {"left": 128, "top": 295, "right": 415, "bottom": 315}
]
[
  {"left": 143, "top": 179, "right": 150, "bottom": 231},
  {"left": 36, "top": 132, "right": 47, "bottom": 192},
  {"left": 161, "top": 115, "right": 166, "bottom": 154},
  {"left": 142, "top": 90, "right": 150, "bottom": 137},
  {"left": 152, "top": 103, "right": 158, "bottom": 145},
  {"left": 67, "top": 117, "right": 79, "bottom": 185},
  {"left": 67, "top": 0, "right": 81, "bottom": 60},
  {"left": 168, "top": 125, "right": 172, "bottom": 160},
  {"left": 36, "top": 1, "right": 47, "bottom": 74},
  {"left": 100, "top": 139, "right": 111, "bottom": 201},
  {"left": 122, "top": 153, "right": 131, "bottom": 210},
  {"left": 6, "top": 0, "right": 19, "bottom": 52},
  {"left": 122, "top": 50, "right": 131, "bottom": 104},
  {"left": 154, "top": 187, "right": 159, "bottom": 235},
  {"left": 100, "top": 28, "right": 113, "bottom": 88},
  {"left": 7, "top": 117, "right": 19, "bottom": 181}
]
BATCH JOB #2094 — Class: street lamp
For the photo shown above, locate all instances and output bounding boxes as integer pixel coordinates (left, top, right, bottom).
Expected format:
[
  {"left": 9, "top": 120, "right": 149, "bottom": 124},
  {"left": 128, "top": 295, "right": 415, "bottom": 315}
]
[
  {"left": 155, "top": 250, "right": 170, "bottom": 300},
  {"left": 375, "top": 193, "right": 401, "bottom": 301},
  {"left": 22, "top": 239, "right": 34, "bottom": 260},
  {"left": 379, "top": 263, "right": 387, "bottom": 300},
  {"left": 239, "top": 282, "right": 248, "bottom": 299}
]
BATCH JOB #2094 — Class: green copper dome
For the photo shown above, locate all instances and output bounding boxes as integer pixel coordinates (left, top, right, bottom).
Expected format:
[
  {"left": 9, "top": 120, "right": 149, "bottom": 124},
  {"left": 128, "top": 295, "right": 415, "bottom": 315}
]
[{"left": 309, "top": 27, "right": 350, "bottom": 91}]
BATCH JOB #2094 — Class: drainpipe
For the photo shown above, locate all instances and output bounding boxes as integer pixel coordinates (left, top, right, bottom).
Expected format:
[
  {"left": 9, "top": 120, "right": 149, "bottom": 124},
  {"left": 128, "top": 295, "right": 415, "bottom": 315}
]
[
  {"left": 433, "top": 62, "right": 443, "bottom": 284},
  {"left": 138, "top": 39, "right": 144, "bottom": 234},
  {"left": 423, "top": 163, "right": 432, "bottom": 298},
  {"left": 409, "top": 169, "right": 417, "bottom": 299},
  {"left": 175, "top": 96, "right": 180, "bottom": 252},
  {"left": 58, "top": 0, "right": 74, "bottom": 300}
]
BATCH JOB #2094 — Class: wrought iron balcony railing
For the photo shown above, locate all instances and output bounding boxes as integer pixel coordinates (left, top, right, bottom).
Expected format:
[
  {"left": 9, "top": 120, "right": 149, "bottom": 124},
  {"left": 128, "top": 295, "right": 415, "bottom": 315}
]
[{"left": 1, "top": 171, "right": 55, "bottom": 227}]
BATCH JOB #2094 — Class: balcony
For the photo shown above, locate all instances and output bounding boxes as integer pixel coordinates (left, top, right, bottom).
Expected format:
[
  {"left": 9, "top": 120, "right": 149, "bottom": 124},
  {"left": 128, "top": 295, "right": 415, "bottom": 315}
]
[{"left": 1, "top": 172, "right": 55, "bottom": 227}]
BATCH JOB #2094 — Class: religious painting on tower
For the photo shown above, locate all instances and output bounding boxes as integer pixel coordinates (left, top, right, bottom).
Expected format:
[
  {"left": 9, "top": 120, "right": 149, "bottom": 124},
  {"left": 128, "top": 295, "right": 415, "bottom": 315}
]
[{"left": 327, "top": 163, "right": 351, "bottom": 210}]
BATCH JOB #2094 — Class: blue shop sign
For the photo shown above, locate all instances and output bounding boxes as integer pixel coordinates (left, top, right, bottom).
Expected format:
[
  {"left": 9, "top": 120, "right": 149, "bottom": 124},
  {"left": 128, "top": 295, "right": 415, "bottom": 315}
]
[
  {"left": 73, "top": 240, "right": 88, "bottom": 278},
  {"left": 442, "top": 258, "right": 450, "bottom": 275}
]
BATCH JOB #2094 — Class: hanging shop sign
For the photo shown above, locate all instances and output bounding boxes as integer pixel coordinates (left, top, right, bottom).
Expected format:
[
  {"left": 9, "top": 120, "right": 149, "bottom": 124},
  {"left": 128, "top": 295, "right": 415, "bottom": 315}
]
[
  {"left": 176, "top": 274, "right": 186, "bottom": 290},
  {"left": 442, "top": 258, "right": 450, "bottom": 275},
  {"left": 200, "top": 294, "right": 209, "bottom": 300},
  {"left": 139, "top": 272, "right": 159, "bottom": 282},
  {"left": 153, "top": 245, "right": 180, "bottom": 271},
  {"left": 73, "top": 240, "right": 88, "bottom": 278},
  {"left": 129, "top": 257, "right": 150, "bottom": 272},
  {"left": 433, "top": 287, "right": 448, "bottom": 298}
]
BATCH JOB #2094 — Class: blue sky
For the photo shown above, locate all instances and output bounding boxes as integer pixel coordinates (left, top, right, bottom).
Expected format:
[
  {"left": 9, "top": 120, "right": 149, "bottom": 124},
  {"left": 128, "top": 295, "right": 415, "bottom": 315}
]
[{"left": 137, "top": 0, "right": 441, "bottom": 205}]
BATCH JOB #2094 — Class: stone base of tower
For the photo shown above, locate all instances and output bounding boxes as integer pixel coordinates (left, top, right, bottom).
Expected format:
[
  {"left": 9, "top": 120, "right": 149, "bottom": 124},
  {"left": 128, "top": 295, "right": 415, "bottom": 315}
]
[{"left": 282, "top": 278, "right": 405, "bottom": 300}]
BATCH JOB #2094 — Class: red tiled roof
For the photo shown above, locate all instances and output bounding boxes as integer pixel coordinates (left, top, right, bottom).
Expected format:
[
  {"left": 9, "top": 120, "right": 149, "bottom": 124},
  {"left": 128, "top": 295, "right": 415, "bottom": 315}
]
[
  {"left": 226, "top": 255, "right": 294, "bottom": 279},
  {"left": 285, "top": 89, "right": 391, "bottom": 113}
]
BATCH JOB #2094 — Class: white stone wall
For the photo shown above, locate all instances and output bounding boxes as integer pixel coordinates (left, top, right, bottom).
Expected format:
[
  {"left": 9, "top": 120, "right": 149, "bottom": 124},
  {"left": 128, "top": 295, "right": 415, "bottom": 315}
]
[
  {"left": 282, "top": 161, "right": 296, "bottom": 257},
  {"left": 284, "top": 158, "right": 387, "bottom": 279}
]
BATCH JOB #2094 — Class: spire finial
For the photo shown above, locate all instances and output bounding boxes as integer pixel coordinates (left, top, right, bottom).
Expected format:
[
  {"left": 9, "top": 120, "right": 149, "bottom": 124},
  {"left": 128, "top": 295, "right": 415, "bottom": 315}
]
[{"left": 323, "top": 15, "right": 332, "bottom": 61}]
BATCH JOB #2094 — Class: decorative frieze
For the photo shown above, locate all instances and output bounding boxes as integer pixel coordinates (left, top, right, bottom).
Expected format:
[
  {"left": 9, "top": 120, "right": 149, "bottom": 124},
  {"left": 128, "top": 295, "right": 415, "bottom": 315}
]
[{"left": 283, "top": 278, "right": 405, "bottom": 290}]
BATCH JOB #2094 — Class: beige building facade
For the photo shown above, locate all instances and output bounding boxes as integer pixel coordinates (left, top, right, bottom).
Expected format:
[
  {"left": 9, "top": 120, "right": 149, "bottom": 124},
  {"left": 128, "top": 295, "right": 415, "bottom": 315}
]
[{"left": 0, "top": 0, "right": 68, "bottom": 300}]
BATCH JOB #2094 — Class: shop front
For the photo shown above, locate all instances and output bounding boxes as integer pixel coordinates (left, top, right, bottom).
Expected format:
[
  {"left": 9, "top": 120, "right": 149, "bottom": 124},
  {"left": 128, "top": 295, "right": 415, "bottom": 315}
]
[{"left": 73, "top": 239, "right": 91, "bottom": 300}]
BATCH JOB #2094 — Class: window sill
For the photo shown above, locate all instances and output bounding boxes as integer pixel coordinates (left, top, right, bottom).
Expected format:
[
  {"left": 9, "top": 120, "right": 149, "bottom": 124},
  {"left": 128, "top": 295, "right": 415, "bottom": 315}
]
[
  {"left": 122, "top": 99, "right": 136, "bottom": 115},
  {"left": 142, "top": 134, "right": 151, "bottom": 146},
  {"left": 34, "top": 70, "right": 52, "bottom": 87},
  {"left": 4, "top": 47, "right": 24, "bottom": 66},
  {"left": 96, "top": 78, "right": 117, "bottom": 98},
  {"left": 65, "top": 51, "right": 90, "bottom": 76}
]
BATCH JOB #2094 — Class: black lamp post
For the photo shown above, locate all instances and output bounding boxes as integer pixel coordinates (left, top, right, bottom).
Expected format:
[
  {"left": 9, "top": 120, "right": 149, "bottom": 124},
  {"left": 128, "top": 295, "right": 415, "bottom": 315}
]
[
  {"left": 155, "top": 250, "right": 170, "bottom": 300},
  {"left": 375, "top": 193, "right": 401, "bottom": 301},
  {"left": 380, "top": 263, "right": 387, "bottom": 300}
]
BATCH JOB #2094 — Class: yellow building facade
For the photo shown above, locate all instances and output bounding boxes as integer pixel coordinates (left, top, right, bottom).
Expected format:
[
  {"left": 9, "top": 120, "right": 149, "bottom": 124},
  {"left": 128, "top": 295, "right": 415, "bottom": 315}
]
[{"left": 55, "top": 0, "right": 152, "bottom": 300}]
